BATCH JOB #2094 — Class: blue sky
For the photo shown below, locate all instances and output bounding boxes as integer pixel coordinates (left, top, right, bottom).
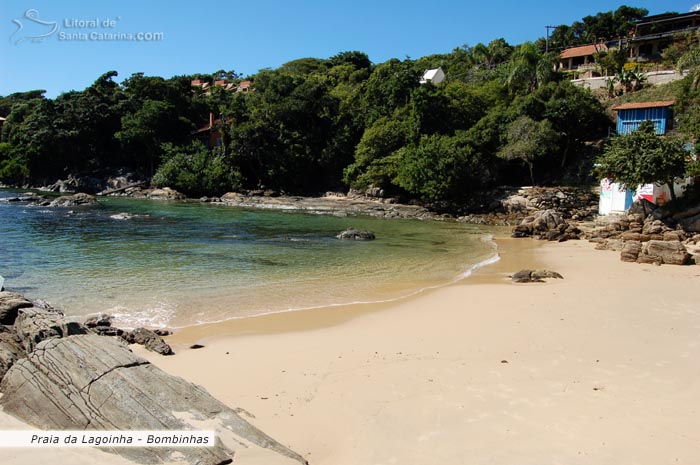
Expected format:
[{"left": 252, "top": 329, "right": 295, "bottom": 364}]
[{"left": 0, "top": 0, "right": 697, "bottom": 98}]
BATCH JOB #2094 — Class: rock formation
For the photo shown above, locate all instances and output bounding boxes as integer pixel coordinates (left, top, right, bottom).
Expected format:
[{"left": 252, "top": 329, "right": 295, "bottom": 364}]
[{"left": 0, "top": 293, "right": 308, "bottom": 465}]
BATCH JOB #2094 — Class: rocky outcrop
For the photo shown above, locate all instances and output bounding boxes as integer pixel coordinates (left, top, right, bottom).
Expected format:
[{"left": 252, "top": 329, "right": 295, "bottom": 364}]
[
  {"left": 587, "top": 199, "right": 699, "bottom": 265},
  {"left": 123, "top": 327, "right": 173, "bottom": 355},
  {"left": 620, "top": 241, "right": 643, "bottom": 262},
  {"left": 48, "top": 192, "right": 99, "bottom": 207},
  {"left": 46, "top": 175, "right": 106, "bottom": 194},
  {"left": 0, "top": 293, "right": 307, "bottom": 465},
  {"left": 637, "top": 240, "right": 691, "bottom": 265},
  {"left": 0, "top": 326, "right": 23, "bottom": 379},
  {"left": 511, "top": 269, "right": 564, "bottom": 283},
  {"left": 336, "top": 229, "right": 376, "bottom": 241},
  {"left": 146, "top": 187, "right": 186, "bottom": 200},
  {"left": 0, "top": 291, "right": 33, "bottom": 325},
  {"left": 511, "top": 209, "right": 581, "bottom": 241},
  {"left": 0, "top": 335, "right": 307, "bottom": 465},
  {"left": 458, "top": 186, "right": 599, "bottom": 226},
  {"left": 14, "top": 307, "right": 87, "bottom": 353}
]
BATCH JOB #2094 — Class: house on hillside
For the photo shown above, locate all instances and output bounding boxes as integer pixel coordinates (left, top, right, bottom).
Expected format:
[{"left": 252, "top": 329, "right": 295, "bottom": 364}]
[
  {"left": 630, "top": 11, "right": 700, "bottom": 60},
  {"left": 612, "top": 100, "right": 674, "bottom": 135},
  {"left": 420, "top": 67, "right": 445, "bottom": 85},
  {"left": 599, "top": 100, "right": 691, "bottom": 214},
  {"left": 192, "top": 112, "right": 226, "bottom": 149},
  {"left": 558, "top": 43, "right": 608, "bottom": 77}
]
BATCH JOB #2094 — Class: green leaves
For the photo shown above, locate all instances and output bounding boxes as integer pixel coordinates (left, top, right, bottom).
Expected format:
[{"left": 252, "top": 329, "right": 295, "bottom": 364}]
[{"left": 595, "top": 121, "right": 689, "bottom": 200}]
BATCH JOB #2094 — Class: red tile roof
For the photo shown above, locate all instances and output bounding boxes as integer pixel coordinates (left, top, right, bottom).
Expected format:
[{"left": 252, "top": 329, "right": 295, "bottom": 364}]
[
  {"left": 560, "top": 44, "right": 608, "bottom": 59},
  {"left": 612, "top": 100, "right": 675, "bottom": 110}
]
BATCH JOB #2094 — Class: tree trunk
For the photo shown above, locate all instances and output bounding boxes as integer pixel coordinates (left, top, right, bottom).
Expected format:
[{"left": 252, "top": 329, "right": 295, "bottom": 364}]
[
  {"left": 668, "top": 181, "right": 678, "bottom": 202},
  {"left": 528, "top": 162, "right": 535, "bottom": 186},
  {"left": 560, "top": 139, "right": 571, "bottom": 168}
]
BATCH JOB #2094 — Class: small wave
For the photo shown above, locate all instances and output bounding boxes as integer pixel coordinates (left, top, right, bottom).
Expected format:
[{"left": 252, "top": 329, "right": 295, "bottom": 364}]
[{"left": 109, "top": 302, "right": 176, "bottom": 330}]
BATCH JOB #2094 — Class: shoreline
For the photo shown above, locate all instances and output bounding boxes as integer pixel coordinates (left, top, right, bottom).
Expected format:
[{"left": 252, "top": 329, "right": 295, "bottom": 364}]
[{"left": 160, "top": 231, "right": 532, "bottom": 344}]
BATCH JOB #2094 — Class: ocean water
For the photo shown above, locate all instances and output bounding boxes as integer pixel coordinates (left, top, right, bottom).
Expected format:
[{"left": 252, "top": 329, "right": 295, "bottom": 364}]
[{"left": 0, "top": 189, "right": 498, "bottom": 328}]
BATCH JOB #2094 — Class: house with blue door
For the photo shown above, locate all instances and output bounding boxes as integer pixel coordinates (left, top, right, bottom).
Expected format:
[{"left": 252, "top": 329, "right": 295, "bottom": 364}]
[
  {"left": 599, "top": 100, "right": 691, "bottom": 214},
  {"left": 612, "top": 100, "right": 674, "bottom": 135}
]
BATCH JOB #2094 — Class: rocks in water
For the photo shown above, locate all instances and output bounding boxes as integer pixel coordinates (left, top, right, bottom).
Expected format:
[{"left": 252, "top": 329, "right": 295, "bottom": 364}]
[
  {"left": 123, "top": 327, "right": 173, "bottom": 355},
  {"left": 48, "top": 192, "right": 98, "bottom": 207},
  {"left": 337, "top": 228, "right": 376, "bottom": 241},
  {"left": 0, "top": 291, "right": 34, "bottom": 325},
  {"left": 0, "top": 334, "right": 308, "bottom": 465},
  {"left": 511, "top": 269, "right": 564, "bottom": 283},
  {"left": 511, "top": 209, "right": 581, "bottom": 241},
  {"left": 146, "top": 187, "right": 185, "bottom": 200},
  {"left": 637, "top": 240, "right": 691, "bottom": 266}
]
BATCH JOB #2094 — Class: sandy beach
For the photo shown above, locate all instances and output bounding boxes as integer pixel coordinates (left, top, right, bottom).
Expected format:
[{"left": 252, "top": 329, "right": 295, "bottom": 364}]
[{"left": 3, "top": 236, "right": 700, "bottom": 464}]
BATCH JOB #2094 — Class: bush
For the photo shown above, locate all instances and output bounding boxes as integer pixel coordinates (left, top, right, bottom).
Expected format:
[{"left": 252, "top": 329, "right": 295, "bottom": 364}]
[{"left": 153, "top": 142, "right": 242, "bottom": 197}]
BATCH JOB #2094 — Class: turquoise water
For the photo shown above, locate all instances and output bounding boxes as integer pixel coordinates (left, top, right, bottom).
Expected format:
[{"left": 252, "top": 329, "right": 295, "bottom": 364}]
[{"left": 0, "top": 189, "right": 498, "bottom": 328}]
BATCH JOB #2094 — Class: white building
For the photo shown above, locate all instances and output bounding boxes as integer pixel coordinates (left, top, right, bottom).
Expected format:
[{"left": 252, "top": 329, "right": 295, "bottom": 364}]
[{"left": 420, "top": 67, "right": 445, "bottom": 84}]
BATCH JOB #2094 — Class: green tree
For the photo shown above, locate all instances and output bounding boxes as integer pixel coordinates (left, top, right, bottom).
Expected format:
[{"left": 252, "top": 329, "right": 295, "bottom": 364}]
[
  {"left": 497, "top": 116, "right": 558, "bottom": 185},
  {"left": 595, "top": 120, "right": 689, "bottom": 201},
  {"left": 153, "top": 141, "right": 241, "bottom": 196}
]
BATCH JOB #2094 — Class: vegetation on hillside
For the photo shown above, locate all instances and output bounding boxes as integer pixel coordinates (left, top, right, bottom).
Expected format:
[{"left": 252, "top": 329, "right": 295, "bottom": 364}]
[{"left": 1, "top": 5, "right": 699, "bottom": 209}]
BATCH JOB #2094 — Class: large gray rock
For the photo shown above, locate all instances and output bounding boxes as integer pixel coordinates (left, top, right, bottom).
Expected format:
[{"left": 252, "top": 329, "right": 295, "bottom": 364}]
[
  {"left": 638, "top": 240, "right": 691, "bottom": 265},
  {"left": 13, "top": 307, "right": 87, "bottom": 353},
  {"left": 0, "top": 291, "right": 33, "bottom": 325},
  {"left": 49, "top": 192, "right": 99, "bottom": 207},
  {"left": 0, "top": 335, "right": 307, "bottom": 465}
]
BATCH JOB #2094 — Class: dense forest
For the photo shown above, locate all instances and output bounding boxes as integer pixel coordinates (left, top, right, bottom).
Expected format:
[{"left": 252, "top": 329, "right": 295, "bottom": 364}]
[{"left": 2, "top": 5, "right": 700, "bottom": 208}]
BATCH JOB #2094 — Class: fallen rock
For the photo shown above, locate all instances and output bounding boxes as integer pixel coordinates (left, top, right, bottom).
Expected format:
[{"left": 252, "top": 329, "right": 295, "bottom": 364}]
[
  {"left": 0, "top": 292, "right": 34, "bottom": 325},
  {"left": 0, "top": 335, "right": 307, "bottom": 465},
  {"left": 637, "top": 240, "right": 691, "bottom": 265},
  {"left": 48, "top": 192, "right": 98, "bottom": 207},
  {"left": 337, "top": 228, "right": 376, "bottom": 241},
  {"left": 123, "top": 327, "right": 173, "bottom": 355},
  {"left": 511, "top": 269, "right": 564, "bottom": 283}
]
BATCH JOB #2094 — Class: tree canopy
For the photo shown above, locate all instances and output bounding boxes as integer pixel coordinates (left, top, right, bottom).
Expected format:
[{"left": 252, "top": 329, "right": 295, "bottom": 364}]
[{"left": 595, "top": 121, "right": 690, "bottom": 201}]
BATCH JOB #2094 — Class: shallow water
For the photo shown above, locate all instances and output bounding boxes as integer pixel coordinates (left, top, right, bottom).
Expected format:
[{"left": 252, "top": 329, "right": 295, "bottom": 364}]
[{"left": 0, "top": 189, "right": 498, "bottom": 328}]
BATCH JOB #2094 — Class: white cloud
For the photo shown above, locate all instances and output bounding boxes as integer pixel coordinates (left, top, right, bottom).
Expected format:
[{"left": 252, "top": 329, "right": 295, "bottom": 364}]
[{"left": 691, "top": 4, "right": 700, "bottom": 12}]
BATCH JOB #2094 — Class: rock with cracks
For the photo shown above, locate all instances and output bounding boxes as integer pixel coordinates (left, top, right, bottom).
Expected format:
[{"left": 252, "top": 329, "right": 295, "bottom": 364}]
[{"left": 0, "top": 334, "right": 308, "bottom": 465}]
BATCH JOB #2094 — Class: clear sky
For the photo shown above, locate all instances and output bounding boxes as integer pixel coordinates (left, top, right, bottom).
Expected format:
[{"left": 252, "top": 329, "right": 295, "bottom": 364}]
[{"left": 0, "top": 0, "right": 697, "bottom": 97}]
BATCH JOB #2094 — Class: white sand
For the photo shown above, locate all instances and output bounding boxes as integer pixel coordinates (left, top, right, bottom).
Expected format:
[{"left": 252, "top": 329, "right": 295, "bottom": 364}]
[{"left": 3, "top": 238, "right": 700, "bottom": 465}]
